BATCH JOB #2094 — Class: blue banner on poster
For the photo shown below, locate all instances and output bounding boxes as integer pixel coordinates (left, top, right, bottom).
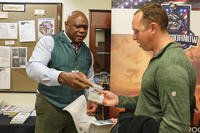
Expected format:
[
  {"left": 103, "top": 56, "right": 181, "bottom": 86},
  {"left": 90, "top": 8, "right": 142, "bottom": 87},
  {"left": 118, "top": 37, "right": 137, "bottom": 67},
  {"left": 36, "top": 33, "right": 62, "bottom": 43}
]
[{"left": 162, "top": 3, "right": 199, "bottom": 50}]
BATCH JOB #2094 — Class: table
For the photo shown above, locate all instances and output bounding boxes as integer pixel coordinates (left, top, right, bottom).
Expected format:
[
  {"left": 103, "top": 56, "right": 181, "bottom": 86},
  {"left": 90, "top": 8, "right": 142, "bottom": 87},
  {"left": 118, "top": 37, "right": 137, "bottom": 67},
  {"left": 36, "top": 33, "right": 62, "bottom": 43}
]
[{"left": 0, "top": 115, "right": 35, "bottom": 133}]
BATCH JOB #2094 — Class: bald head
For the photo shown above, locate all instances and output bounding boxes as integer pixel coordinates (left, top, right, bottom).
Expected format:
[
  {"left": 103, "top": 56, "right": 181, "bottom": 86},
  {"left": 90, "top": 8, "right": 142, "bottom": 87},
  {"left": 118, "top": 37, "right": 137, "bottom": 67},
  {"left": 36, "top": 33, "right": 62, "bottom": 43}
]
[
  {"left": 65, "top": 10, "right": 88, "bottom": 45},
  {"left": 66, "top": 11, "right": 88, "bottom": 25}
]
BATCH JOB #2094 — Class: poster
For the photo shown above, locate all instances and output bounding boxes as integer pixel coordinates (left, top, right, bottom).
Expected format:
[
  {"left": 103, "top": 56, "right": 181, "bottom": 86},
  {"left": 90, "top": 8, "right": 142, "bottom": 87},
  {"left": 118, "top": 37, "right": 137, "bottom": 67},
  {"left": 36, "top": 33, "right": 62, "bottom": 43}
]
[
  {"left": 11, "top": 47, "right": 27, "bottom": 68},
  {"left": 38, "top": 18, "right": 55, "bottom": 39}
]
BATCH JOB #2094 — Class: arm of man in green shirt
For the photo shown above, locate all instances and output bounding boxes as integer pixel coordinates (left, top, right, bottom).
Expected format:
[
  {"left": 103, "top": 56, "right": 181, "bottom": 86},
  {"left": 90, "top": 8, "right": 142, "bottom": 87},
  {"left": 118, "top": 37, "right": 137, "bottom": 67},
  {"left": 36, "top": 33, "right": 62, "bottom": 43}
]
[
  {"left": 118, "top": 96, "right": 138, "bottom": 110},
  {"left": 156, "top": 65, "right": 190, "bottom": 132}
]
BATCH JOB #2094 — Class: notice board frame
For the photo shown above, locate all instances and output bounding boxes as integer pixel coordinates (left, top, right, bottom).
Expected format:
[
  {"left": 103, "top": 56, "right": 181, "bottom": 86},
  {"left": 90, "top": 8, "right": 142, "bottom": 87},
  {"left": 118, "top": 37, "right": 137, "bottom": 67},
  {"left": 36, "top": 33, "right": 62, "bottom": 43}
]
[{"left": 0, "top": 2, "right": 62, "bottom": 92}]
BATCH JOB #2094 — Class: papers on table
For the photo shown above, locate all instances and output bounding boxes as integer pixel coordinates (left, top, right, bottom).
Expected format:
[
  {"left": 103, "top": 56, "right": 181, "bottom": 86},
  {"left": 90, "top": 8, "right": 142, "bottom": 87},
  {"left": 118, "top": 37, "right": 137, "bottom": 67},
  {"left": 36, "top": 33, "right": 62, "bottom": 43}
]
[
  {"left": 0, "top": 105, "right": 35, "bottom": 124},
  {"left": 0, "top": 105, "right": 16, "bottom": 115},
  {"left": 0, "top": 105, "right": 34, "bottom": 116},
  {"left": 10, "top": 112, "right": 31, "bottom": 124}
]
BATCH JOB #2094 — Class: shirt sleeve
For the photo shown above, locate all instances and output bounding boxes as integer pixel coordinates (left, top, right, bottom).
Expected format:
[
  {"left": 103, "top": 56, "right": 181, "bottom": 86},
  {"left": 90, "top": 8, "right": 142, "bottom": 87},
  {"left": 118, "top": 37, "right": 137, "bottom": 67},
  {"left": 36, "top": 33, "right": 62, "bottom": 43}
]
[
  {"left": 87, "top": 50, "right": 94, "bottom": 82},
  {"left": 156, "top": 65, "right": 190, "bottom": 132},
  {"left": 26, "top": 36, "right": 62, "bottom": 86},
  {"left": 117, "top": 95, "right": 139, "bottom": 110},
  {"left": 84, "top": 50, "right": 95, "bottom": 95}
]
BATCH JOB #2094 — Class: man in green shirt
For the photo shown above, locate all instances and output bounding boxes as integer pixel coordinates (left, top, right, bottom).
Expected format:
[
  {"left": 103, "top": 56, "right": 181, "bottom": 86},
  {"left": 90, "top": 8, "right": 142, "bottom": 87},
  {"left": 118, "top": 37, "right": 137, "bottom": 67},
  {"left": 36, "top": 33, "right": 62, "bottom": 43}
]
[{"left": 101, "top": 3, "right": 196, "bottom": 133}]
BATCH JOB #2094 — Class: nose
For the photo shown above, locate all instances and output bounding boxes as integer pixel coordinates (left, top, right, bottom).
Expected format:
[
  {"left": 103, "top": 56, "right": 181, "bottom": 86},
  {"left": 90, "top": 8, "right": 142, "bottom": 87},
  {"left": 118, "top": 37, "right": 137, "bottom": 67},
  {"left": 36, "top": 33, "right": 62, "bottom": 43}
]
[
  {"left": 79, "top": 26, "right": 87, "bottom": 33},
  {"left": 133, "top": 33, "right": 137, "bottom": 40},
  {"left": 79, "top": 28, "right": 84, "bottom": 33}
]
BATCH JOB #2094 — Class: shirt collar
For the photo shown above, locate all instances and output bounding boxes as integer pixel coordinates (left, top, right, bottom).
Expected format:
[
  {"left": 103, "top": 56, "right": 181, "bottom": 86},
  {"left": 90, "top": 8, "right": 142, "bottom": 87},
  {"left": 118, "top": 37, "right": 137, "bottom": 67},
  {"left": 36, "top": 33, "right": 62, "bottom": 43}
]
[
  {"left": 152, "top": 42, "right": 181, "bottom": 59},
  {"left": 63, "top": 31, "right": 82, "bottom": 47}
]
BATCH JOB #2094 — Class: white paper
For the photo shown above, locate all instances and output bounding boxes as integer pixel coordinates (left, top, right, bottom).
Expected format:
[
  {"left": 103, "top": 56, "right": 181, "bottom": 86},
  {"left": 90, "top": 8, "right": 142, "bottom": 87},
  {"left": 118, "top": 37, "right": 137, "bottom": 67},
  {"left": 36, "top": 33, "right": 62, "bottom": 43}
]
[
  {"left": 34, "top": 9, "right": 46, "bottom": 15},
  {"left": 12, "top": 106, "right": 34, "bottom": 113},
  {"left": 11, "top": 47, "right": 27, "bottom": 68},
  {"left": 0, "top": 12, "right": 8, "bottom": 18},
  {"left": 5, "top": 40, "right": 15, "bottom": 45},
  {"left": 86, "top": 84, "right": 104, "bottom": 104},
  {"left": 0, "top": 23, "right": 17, "bottom": 39},
  {"left": 92, "top": 119, "right": 113, "bottom": 126},
  {"left": 38, "top": 18, "right": 55, "bottom": 39},
  {"left": 0, "top": 46, "right": 11, "bottom": 67},
  {"left": 30, "top": 110, "right": 36, "bottom": 116},
  {"left": 63, "top": 95, "right": 97, "bottom": 133},
  {"left": 63, "top": 95, "right": 113, "bottom": 133},
  {"left": 87, "top": 91, "right": 104, "bottom": 104},
  {"left": 89, "top": 122, "right": 113, "bottom": 133},
  {"left": 10, "top": 112, "right": 31, "bottom": 124},
  {"left": 0, "top": 68, "right": 10, "bottom": 89},
  {"left": 18, "top": 20, "right": 35, "bottom": 42}
]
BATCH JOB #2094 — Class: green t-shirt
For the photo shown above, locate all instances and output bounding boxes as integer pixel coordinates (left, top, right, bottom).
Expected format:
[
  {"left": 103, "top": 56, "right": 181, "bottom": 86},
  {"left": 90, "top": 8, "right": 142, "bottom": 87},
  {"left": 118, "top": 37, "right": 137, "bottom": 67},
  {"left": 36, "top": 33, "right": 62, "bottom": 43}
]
[{"left": 118, "top": 42, "right": 196, "bottom": 133}]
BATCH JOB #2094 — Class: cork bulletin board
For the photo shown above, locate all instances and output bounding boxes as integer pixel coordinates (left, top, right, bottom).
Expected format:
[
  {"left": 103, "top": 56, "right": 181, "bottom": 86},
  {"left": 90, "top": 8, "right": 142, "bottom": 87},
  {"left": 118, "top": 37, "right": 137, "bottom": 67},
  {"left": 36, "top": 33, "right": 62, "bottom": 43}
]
[{"left": 0, "top": 3, "right": 62, "bottom": 92}]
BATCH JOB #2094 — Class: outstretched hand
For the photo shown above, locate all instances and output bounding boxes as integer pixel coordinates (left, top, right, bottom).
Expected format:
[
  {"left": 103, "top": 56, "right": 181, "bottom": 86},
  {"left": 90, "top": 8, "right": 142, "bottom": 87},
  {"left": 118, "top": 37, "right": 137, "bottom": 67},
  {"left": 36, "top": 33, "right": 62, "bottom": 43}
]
[
  {"left": 99, "top": 90, "right": 119, "bottom": 106},
  {"left": 58, "top": 71, "right": 93, "bottom": 90}
]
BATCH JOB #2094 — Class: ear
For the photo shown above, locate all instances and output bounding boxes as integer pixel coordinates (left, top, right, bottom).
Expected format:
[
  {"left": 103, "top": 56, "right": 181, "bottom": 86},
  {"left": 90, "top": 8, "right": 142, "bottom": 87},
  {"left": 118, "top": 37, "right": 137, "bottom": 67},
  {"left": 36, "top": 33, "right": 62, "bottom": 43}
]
[
  {"left": 65, "top": 21, "right": 68, "bottom": 26},
  {"left": 149, "top": 22, "right": 159, "bottom": 35}
]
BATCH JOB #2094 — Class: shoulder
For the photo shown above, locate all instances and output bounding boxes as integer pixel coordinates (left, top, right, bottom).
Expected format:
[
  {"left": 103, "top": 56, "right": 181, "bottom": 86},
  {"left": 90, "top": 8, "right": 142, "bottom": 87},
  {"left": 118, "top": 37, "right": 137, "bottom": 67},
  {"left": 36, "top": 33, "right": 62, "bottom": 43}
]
[
  {"left": 39, "top": 35, "right": 54, "bottom": 43},
  {"left": 81, "top": 42, "right": 91, "bottom": 51},
  {"left": 37, "top": 35, "right": 54, "bottom": 50}
]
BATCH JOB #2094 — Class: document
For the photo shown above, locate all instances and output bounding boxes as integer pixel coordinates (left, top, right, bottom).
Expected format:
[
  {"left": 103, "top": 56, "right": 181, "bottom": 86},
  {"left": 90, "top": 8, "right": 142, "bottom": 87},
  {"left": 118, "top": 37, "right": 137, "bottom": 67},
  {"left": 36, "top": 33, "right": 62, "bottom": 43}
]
[
  {"left": 0, "top": 23, "right": 17, "bottom": 39},
  {"left": 11, "top": 47, "right": 27, "bottom": 68},
  {"left": 10, "top": 112, "right": 31, "bottom": 124},
  {"left": 0, "top": 68, "right": 10, "bottom": 89},
  {"left": 0, "top": 46, "right": 11, "bottom": 89},
  {"left": 0, "top": 46, "right": 11, "bottom": 67},
  {"left": 18, "top": 20, "right": 35, "bottom": 42},
  {"left": 63, "top": 95, "right": 97, "bottom": 133}
]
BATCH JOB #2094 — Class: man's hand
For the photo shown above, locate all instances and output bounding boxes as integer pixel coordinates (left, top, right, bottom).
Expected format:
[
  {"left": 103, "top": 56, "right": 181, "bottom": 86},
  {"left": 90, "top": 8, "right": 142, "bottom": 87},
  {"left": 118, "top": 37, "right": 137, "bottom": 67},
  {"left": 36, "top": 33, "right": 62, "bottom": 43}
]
[
  {"left": 58, "top": 71, "right": 93, "bottom": 90},
  {"left": 86, "top": 101, "right": 98, "bottom": 116},
  {"left": 100, "top": 90, "right": 119, "bottom": 106}
]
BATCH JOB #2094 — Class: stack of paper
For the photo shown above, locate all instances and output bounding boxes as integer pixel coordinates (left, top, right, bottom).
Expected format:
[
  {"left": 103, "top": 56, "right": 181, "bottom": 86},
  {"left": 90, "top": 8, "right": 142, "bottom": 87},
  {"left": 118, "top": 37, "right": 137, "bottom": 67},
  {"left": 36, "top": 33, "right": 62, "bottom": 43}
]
[
  {"left": 10, "top": 112, "right": 31, "bottom": 124},
  {"left": 92, "top": 119, "right": 113, "bottom": 126}
]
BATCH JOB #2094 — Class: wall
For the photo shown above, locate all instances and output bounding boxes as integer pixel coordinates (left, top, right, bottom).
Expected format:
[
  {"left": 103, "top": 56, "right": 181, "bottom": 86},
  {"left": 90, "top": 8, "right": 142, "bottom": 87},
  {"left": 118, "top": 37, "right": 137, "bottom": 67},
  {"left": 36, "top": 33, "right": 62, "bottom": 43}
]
[{"left": 0, "top": 0, "right": 111, "bottom": 108}]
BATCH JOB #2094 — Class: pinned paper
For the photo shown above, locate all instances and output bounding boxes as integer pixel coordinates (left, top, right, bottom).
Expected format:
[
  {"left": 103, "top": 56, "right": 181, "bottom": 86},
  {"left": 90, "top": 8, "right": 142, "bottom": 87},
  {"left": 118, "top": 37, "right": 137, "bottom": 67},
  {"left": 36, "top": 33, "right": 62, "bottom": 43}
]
[{"left": 34, "top": 9, "right": 46, "bottom": 15}]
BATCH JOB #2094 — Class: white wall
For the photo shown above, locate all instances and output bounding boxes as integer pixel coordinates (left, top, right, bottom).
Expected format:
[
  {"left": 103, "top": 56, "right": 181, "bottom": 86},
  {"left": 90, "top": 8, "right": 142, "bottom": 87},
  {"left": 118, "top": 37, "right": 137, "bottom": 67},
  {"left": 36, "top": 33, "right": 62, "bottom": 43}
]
[
  {"left": 0, "top": 93, "right": 36, "bottom": 108},
  {"left": 0, "top": 0, "right": 111, "bottom": 108}
]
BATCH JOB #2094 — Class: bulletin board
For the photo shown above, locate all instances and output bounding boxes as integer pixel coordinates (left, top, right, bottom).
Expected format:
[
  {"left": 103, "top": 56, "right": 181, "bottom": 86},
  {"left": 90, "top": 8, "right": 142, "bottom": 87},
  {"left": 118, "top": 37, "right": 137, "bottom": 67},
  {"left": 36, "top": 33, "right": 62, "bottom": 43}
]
[{"left": 0, "top": 3, "right": 62, "bottom": 92}]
